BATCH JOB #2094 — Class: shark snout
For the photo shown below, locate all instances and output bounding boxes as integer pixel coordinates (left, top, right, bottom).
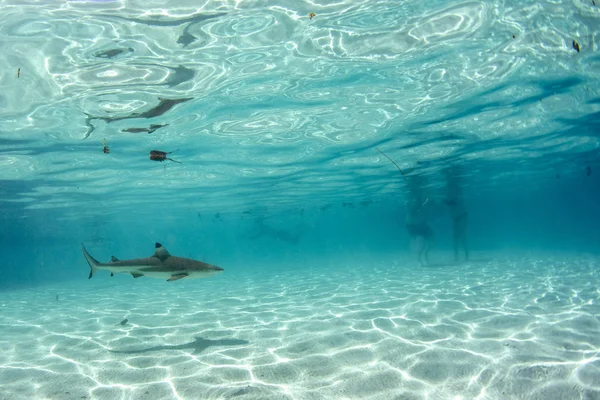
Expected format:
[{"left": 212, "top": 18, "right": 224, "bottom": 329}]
[{"left": 213, "top": 266, "right": 224, "bottom": 272}]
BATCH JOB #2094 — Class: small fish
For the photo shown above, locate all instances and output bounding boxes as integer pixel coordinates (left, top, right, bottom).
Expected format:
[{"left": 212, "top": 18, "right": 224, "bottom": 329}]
[
  {"left": 56, "top": 294, "right": 59, "bottom": 301},
  {"left": 122, "top": 127, "right": 148, "bottom": 133},
  {"left": 119, "top": 319, "right": 129, "bottom": 326},
  {"left": 309, "top": 12, "right": 316, "bottom": 20},
  {"left": 17, "top": 68, "right": 20, "bottom": 78},
  {"left": 150, "top": 149, "right": 181, "bottom": 163},
  {"left": 93, "top": 48, "right": 133, "bottom": 59},
  {"left": 122, "top": 124, "right": 168, "bottom": 134},
  {"left": 573, "top": 40, "right": 581, "bottom": 52}
]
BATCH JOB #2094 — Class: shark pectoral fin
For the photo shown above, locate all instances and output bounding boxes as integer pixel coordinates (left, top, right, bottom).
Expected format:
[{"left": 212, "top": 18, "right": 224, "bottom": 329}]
[
  {"left": 167, "top": 273, "right": 188, "bottom": 282},
  {"left": 131, "top": 273, "right": 144, "bottom": 279},
  {"left": 110, "top": 256, "right": 120, "bottom": 262}
]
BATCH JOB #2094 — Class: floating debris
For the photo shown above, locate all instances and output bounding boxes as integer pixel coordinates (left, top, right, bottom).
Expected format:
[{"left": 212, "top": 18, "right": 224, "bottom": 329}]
[
  {"left": 309, "top": 12, "right": 316, "bottom": 20},
  {"left": 573, "top": 40, "right": 581, "bottom": 52},
  {"left": 150, "top": 149, "right": 181, "bottom": 163},
  {"left": 102, "top": 138, "right": 110, "bottom": 154},
  {"left": 17, "top": 68, "right": 20, "bottom": 78},
  {"left": 375, "top": 147, "right": 407, "bottom": 180}
]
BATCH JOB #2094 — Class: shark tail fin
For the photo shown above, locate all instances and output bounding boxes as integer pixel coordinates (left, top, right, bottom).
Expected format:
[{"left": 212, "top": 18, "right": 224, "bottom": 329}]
[{"left": 82, "top": 243, "right": 100, "bottom": 279}]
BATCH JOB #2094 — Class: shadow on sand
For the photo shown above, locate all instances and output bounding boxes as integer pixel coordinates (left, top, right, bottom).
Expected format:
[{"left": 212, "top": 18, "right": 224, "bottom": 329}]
[{"left": 109, "top": 336, "right": 249, "bottom": 355}]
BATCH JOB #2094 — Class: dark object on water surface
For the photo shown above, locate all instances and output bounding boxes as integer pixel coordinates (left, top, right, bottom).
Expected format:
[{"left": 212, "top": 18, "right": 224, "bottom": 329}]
[
  {"left": 122, "top": 124, "right": 168, "bottom": 134},
  {"left": 119, "top": 319, "right": 129, "bottom": 326},
  {"left": 573, "top": 40, "right": 581, "bottom": 52},
  {"left": 97, "top": 98, "right": 192, "bottom": 124},
  {"left": 93, "top": 48, "right": 134, "bottom": 59},
  {"left": 586, "top": 166, "right": 591, "bottom": 176},
  {"left": 84, "top": 98, "right": 192, "bottom": 139},
  {"left": 150, "top": 149, "right": 181, "bottom": 163}
]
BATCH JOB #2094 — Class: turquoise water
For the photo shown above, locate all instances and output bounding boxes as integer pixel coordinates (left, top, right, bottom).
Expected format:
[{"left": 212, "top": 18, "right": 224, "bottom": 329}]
[{"left": 1, "top": 1, "right": 600, "bottom": 399}]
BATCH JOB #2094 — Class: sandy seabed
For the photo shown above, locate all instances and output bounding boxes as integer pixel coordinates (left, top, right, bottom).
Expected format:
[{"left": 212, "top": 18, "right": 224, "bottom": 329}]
[{"left": 1, "top": 253, "right": 599, "bottom": 400}]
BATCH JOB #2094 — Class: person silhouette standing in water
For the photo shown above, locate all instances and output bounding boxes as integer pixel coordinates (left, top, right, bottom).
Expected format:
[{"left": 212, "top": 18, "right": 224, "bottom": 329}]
[
  {"left": 405, "top": 175, "right": 433, "bottom": 266},
  {"left": 443, "top": 167, "right": 469, "bottom": 262}
]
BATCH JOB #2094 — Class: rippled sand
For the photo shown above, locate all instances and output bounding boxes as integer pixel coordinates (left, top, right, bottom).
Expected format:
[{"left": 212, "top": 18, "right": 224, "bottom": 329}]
[{"left": 1, "top": 254, "right": 600, "bottom": 399}]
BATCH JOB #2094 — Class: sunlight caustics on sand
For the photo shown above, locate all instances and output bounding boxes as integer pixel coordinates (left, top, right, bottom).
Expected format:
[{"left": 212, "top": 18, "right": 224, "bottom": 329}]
[{"left": 1, "top": 255, "right": 599, "bottom": 399}]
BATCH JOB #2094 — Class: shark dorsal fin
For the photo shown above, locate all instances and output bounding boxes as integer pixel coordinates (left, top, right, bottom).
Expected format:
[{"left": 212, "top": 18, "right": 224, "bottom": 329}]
[
  {"left": 153, "top": 242, "right": 171, "bottom": 261},
  {"left": 111, "top": 256, "right": 120, "bottom": 262}
]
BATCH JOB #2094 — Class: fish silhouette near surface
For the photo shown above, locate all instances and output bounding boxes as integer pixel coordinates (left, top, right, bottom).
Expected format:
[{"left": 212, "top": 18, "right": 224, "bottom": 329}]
[
  {"left": 101, "top": 98, "right": 192, "bottom": 123},
  {"left": 122, "top": 124, "right": 169, "bottom": 134}
]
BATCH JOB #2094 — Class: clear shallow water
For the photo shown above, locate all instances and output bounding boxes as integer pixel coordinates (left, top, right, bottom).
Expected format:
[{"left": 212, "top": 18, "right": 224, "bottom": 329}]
[
  {"left": 1, "top": 0, "right": 598, "bottom": 219},
  {"left": 1, "top": 0, "right": 600, "bottom": 399},
  {"left": 2, "top": 255, "right": 600, "bottom": 399}
]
